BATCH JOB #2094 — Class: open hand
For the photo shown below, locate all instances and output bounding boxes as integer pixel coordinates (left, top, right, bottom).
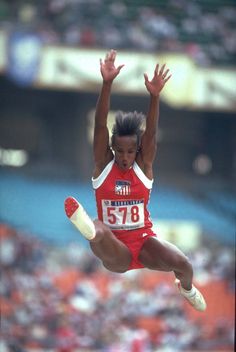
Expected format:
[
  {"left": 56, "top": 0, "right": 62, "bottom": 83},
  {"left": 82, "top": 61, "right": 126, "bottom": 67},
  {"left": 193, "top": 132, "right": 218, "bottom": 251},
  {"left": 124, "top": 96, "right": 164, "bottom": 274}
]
[
  {"left": 144, "top": 64, "right": 171, "bottom": 96},
  {"left": 100, "top": 49, "right": 124, "bottom": 82}
]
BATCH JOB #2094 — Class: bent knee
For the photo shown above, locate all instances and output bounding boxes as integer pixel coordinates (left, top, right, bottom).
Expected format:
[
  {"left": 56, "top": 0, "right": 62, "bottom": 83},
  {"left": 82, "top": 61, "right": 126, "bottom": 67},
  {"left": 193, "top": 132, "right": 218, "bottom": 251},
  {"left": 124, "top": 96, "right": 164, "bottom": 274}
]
[
  {"left": 103, "top": 260, "right": 129, "bottom": 273},
  {"left": 175, "top": 254, "right": 193, "bottom": 272},
  {"left": 92, "top": 221, "right": 113, "bottom": 242},
  {"left": 94, "top": 219, "right": 110, "bottom": 232}
]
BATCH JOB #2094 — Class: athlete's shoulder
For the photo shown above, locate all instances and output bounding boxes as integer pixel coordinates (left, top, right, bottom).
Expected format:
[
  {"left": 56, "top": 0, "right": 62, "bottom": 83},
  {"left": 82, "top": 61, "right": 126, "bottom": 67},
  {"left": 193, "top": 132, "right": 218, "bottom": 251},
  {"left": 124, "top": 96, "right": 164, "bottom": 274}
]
[
  {"left": 93, "top": 153, "right": 114, "bottom": 179},
  {"left": 133, "top": 161, "right": 153, "bottom": 189},
  {"left": 92, "top": 159, "right": 115, "bottom": 189},
  {"left": 135, "top": 153, "right": 153, "bottom": 180}
]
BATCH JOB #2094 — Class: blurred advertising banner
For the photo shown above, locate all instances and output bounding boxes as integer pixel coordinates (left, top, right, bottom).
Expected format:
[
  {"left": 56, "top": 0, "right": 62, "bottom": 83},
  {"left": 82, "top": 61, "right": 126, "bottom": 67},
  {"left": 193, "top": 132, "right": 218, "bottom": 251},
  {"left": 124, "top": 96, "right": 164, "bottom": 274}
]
[
  {"left": 35, "top": 47, "right": 236, "bottom": 112},
  {"left": 0, "top": 30, "right": 235, "bottom": 111},
  {"left": 152, "top": 219, "right": 202, "bottom": 251}
]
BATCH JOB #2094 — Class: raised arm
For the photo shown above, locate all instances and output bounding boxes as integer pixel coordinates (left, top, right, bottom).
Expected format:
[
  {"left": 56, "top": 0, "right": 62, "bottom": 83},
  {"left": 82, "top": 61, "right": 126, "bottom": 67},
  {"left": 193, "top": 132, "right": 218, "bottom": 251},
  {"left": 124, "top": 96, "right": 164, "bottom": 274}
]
[
  {"left": 138, "top": 64, "right": 171, "bottom": 179},
  {"left": 93, "top": 49, "right": 124, "bottom": 178}
]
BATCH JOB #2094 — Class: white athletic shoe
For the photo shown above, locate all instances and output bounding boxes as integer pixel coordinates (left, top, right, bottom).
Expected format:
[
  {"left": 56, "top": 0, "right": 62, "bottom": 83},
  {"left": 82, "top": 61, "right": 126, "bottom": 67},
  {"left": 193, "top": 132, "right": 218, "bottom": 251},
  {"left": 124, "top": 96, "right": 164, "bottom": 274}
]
[
  {"left": 175, "top": 279, "right": 207, "bottom": 312},
  {"left": 64, "top": 197, "right": 96, "bottom": 240}
]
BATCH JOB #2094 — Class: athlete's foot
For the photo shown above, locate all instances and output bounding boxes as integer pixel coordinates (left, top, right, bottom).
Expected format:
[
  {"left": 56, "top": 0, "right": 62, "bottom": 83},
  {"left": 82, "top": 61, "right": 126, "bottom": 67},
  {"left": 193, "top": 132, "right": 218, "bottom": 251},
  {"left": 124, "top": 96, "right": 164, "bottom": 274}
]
[
  {"left": 64, "top": 197, "right": 96, "bottom": 240},
  {"left": 175, "top": 279, "right": 207, "bottom": 312}
]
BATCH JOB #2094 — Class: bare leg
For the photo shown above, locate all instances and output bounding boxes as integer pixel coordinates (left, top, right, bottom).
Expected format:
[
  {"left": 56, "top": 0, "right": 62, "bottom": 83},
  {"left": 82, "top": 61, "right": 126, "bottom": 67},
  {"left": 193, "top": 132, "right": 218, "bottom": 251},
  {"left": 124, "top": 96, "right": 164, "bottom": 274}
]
[
  {"left": 139, "top": 237, "right": 207, "bottom": 311},
  {"left": 64, "top": 197, "right": 131, "bottom": 273},
  {"left": 138, "top": 237, "right": 193, "bottom": 290},
  {"left": 90, "top": 220, "right": 132, "bottom": 273}
]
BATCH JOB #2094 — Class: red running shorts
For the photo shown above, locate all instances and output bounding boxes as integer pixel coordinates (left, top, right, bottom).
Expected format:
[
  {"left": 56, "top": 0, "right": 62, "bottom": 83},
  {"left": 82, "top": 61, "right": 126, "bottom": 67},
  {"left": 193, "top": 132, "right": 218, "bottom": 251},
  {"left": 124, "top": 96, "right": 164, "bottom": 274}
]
[{"left": 114, "top": 228, "right": 157, "bottom": 270}]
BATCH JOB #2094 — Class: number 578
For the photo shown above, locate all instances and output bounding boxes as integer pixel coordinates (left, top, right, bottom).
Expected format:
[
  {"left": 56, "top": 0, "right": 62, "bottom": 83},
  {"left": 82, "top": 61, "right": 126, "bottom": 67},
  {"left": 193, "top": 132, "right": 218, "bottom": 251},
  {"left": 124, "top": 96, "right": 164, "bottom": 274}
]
[{"left": 107, "top": 206, "right": 140, "bottom": 224}]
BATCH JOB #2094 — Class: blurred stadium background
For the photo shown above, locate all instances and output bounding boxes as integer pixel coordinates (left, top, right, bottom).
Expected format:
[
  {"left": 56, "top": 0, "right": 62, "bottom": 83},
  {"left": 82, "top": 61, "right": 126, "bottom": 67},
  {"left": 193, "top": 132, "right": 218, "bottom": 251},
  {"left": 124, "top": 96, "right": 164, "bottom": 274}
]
[{"left": 0, "top": 1, "right": 235, "bottom": 351}]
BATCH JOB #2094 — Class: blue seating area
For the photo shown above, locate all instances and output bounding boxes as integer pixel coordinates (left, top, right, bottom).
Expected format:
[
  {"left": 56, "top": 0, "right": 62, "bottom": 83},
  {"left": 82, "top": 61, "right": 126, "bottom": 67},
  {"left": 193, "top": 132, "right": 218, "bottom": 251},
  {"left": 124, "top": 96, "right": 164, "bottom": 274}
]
[
  {"left": 0, "top": 172, "right": 95, "bottom": 247},
  {"left": 0, "top": 172, "right": 235, "bottom": 245},
  {"left": 206, "top": 190, "right": 236, "bottom": 216},
  {"left": 149, "top": 187, "right": 235, "bottom": 244}
]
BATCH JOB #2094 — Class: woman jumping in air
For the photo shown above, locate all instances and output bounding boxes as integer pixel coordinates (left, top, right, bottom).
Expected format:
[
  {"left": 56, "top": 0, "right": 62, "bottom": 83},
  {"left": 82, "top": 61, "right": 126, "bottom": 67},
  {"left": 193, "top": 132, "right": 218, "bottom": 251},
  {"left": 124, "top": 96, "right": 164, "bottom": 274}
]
[{"left": 65, "top": 49, "right": 206, "bottom": 312}]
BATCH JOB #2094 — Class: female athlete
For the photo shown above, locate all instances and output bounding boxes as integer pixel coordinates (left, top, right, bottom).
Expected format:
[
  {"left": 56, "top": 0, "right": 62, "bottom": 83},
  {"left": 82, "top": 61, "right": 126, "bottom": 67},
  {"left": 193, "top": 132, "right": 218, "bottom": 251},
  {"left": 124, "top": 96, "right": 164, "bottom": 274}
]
[{"left": 65, "top": 49, "right": 206, "bottom": 312}]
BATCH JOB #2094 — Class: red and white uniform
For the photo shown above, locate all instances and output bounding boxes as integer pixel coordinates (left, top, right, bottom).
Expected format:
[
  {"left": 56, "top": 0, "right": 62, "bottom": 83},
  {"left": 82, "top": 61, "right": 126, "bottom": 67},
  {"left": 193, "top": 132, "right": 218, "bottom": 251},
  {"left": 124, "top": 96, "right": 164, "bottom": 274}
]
[{"left": 92, "top": 159, "right": 157, "bottom": 270}]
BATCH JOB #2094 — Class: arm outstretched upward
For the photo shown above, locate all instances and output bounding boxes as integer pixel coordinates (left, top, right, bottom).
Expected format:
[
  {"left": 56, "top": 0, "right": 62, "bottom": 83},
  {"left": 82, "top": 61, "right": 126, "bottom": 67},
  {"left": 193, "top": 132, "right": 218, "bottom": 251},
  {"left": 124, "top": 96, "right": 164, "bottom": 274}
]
[
  {"left": 93, "top": 49, "right": 171, "bottom": 180},
  {"left": 93, "top": 49, "right": 124, "bottom": 178},
  {"left": 136, "top": 64, "right": 171, "bottom": 180}
]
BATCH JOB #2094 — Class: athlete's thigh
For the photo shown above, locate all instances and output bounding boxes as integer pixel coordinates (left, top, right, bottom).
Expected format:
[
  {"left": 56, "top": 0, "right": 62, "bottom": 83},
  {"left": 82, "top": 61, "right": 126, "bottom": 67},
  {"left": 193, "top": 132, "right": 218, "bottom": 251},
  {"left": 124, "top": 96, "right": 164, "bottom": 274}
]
[
  {"left": 138, "top": 236, "right": 188, "bottom": 271},
  {"left": 90, "top": 220, "right": 132, "bottom": 272}
]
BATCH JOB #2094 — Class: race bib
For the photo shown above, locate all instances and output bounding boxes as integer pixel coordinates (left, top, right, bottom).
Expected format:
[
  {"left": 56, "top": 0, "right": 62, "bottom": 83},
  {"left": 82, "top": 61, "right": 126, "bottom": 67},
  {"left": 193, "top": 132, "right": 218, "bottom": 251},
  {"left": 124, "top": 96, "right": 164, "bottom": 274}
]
[{"left": 101, "top": 199, "right": 145, "bottom": 230}]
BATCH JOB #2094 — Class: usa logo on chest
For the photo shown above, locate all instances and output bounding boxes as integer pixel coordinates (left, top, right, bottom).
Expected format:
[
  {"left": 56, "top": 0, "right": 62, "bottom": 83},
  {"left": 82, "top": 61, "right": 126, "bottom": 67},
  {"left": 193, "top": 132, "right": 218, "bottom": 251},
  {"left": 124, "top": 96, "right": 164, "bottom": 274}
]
[{"left": 115, "top": 180, "right": 131, "bottom": 196}]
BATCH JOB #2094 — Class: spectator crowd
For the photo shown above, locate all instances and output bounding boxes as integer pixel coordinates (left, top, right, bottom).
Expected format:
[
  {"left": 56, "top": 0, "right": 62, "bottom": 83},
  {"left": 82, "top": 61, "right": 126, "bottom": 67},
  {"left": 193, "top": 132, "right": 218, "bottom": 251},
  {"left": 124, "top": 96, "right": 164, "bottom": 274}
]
[
  {"left": 0, "top": 0, "right": 235, "bottom": 67},
  {"left": 1, "top": 223, "right": 235, "bottom": 352}
]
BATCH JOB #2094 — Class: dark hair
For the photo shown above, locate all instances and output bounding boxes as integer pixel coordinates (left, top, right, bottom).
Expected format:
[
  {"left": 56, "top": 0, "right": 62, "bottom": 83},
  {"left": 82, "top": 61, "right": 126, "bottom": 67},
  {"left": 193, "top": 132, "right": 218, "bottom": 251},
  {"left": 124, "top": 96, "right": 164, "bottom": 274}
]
[{"left": 111, "top": 111, "right": 145, "bottom": 146}]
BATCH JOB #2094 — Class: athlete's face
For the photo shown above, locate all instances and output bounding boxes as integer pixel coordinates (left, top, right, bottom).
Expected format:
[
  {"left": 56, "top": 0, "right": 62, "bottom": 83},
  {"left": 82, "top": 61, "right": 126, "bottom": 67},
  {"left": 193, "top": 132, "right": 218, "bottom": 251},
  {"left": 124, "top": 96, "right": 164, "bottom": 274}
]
[{"left": 112, "top": 135, "right": 138, "bottom": 171}]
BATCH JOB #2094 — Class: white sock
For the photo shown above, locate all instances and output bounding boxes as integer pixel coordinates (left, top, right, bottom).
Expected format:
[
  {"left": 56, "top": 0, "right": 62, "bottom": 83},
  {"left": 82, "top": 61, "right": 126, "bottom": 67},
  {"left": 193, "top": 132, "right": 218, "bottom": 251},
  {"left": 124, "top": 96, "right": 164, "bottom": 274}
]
[
  {"left": 70, "top": 206, "right": 96, "bottom": 240},
  {"left": 181, "top": 285, "right": 196, "bottom": 298}
]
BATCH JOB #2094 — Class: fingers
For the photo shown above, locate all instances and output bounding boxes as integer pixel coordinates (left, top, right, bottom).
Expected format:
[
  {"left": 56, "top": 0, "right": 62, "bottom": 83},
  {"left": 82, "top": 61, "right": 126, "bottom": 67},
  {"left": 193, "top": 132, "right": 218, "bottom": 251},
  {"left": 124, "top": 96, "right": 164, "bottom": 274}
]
[
  {"left": 105, "top": 49, "right": 116, "bottom": 63},
  {"left": 144, "top": 73, "right": 149, "bottom": 82},
  {"left": 164, "top": 73, "right": 172, "bottom": 82},
  {"left": 162, "top": 68, "right": 169, "bottom": 79},
  {"left": 159, "top": 63, "right": 166, "bottom": 75},
  {"left": 155, "top": 63, "right": 168, "bottom": 75},
  {"left": 110, "top": 49, "right": 116, "bottom": 61},
  {"left": 156, "top": 63, "right": 172, "bottom": 82},
  {"left": 117, "top": 64, "right": 125, "bottom": 72},
  {"left": 154, "top": 64, "right": 159, "bottom": 76}
]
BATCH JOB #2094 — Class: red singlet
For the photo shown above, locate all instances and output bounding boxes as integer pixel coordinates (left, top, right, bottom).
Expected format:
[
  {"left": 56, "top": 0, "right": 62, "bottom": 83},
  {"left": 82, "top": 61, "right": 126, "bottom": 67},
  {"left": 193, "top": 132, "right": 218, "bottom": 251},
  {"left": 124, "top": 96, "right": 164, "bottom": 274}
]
[{"left": 92, "top": 159, "right": 157, "bottom": 270}]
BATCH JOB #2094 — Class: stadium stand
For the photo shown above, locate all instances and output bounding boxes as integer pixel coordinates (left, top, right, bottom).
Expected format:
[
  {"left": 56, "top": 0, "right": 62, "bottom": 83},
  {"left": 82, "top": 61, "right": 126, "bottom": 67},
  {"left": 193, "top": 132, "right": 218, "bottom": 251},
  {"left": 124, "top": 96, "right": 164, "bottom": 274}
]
[
  {"left": 0, "top": 172, "right": 235, "bottom": 245},
  {"left": 0, "top": 0, "right": 235, "bottom": 66},
  {"left": 0, "top": 1, "right": 235, "bottom": 351},
  {"left": 0, "top": 223, "right": 235, "bottom": 351}
]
